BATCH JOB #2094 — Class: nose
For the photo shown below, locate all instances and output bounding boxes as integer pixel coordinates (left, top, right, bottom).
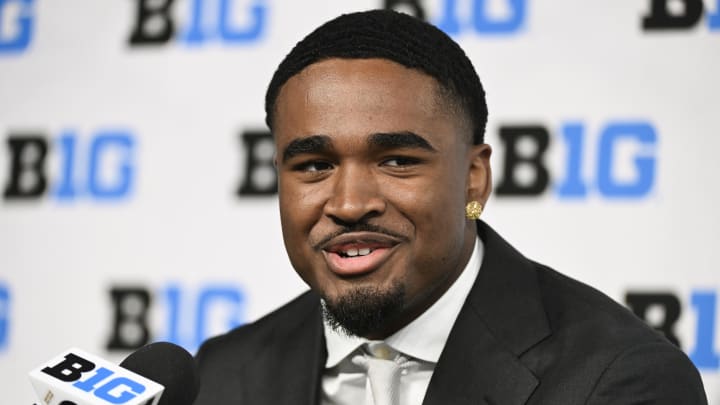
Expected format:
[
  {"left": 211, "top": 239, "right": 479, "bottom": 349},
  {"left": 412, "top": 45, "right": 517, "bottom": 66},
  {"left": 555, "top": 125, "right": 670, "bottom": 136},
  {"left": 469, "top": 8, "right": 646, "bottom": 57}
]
[{"left": 323, "top": 164, "right": 386, "bottom": 225}]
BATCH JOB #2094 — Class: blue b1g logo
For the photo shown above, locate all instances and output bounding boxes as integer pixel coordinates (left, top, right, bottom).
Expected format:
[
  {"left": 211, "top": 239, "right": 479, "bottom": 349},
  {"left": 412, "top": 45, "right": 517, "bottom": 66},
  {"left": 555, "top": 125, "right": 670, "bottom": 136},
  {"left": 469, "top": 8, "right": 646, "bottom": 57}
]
[
  {"left": 0, "top": 284, "right": 9, "bottom": 351},
  {"left": 2, "top": 129, "right": 137, "bottom": 202},
  {"left": 386, "top": 0, "right": 527, "bottom": 36},
  {"left": 128, "top": 0, "right": 267, "bottom": 46},
  {"left": 435, "top": 0, "right": 527, "bottom": 35},
  {"left": 107, "top": 283, "right": 246, "bottom": 354},
  {"left": 0, "top": 0, "right": 34, "bottom": 54},
  {"left": 495, "top": 120, "right": 658, "bottom": 199}
]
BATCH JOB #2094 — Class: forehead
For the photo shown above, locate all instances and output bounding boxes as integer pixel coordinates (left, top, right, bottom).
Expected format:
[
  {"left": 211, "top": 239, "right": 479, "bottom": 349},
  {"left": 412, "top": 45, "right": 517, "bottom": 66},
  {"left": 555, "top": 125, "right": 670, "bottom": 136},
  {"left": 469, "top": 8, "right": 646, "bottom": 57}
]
[{"left": 273, "top": 58, "right": 462, "bottom": 143}]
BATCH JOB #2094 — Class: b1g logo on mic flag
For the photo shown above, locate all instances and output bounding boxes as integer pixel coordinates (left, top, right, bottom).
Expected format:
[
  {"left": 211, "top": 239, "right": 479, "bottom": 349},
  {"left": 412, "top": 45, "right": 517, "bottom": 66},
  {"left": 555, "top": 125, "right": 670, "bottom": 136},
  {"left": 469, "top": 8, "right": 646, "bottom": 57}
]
[{"left": 29, "top": 348, "right": 164, "bottom": 405}]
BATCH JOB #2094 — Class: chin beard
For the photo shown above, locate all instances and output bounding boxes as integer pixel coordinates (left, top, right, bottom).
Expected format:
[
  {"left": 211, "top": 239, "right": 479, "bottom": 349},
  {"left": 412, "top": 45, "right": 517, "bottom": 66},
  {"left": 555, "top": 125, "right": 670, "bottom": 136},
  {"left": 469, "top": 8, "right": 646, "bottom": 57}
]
[{"left": 321, "top": 282, "right": 405, "bottom": 338}]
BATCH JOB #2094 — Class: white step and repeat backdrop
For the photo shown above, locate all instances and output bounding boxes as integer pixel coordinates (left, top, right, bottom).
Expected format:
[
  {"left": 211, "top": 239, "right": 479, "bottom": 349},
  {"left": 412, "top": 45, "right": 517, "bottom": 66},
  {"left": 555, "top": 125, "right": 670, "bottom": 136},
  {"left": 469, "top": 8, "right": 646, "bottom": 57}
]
[{"left": 1, "top": 0, "right": 719, "bottom": 403}]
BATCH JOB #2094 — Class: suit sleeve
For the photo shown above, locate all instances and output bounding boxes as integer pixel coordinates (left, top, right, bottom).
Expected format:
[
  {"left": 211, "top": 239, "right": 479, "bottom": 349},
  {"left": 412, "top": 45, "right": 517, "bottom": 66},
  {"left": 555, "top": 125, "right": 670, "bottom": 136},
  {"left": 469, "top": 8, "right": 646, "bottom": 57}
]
[{"left": 586, "top": 341, "right": 708, "bottom": 405}]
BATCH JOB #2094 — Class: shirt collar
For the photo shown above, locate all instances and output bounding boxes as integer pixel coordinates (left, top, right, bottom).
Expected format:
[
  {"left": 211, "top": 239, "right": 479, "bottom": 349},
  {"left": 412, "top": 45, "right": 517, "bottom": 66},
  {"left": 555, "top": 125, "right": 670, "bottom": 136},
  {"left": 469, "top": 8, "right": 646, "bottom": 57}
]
[{"left": 323, "top": 237, "right": 483, "bottom": 366}]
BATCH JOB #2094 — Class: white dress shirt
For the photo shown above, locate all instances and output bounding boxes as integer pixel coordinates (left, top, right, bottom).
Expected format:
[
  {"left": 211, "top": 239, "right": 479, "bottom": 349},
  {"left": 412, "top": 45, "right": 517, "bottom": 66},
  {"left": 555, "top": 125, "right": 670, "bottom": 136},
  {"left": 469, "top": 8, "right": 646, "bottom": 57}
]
[{"left": 321, "top": 237, "right": 484, "bottom": 405}]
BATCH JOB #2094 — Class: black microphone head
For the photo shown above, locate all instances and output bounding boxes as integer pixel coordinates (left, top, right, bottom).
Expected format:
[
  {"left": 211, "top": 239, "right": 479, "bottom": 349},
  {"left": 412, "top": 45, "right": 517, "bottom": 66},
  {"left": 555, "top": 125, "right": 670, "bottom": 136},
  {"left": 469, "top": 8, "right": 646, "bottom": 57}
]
[{"left": 119, "top": 342, "right": 199, "bottom": 405}]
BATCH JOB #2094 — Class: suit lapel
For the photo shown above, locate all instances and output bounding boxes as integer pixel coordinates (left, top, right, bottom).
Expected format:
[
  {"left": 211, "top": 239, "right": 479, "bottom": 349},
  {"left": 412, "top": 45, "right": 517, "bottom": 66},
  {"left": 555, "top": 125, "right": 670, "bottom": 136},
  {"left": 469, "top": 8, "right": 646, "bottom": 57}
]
[
  {"left": 244, "top": 293, "right": 326, "bottom": 405},
  {"left": 423, "top": 222, "right": 551, "bottom": 405}
]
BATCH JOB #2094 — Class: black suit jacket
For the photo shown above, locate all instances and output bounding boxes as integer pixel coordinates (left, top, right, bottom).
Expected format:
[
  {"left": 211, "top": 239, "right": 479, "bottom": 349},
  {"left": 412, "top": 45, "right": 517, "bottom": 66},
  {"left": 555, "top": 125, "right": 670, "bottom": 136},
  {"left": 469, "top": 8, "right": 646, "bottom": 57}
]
[{"left": 194, "top": 222, "right": 707, "bottom": 404}]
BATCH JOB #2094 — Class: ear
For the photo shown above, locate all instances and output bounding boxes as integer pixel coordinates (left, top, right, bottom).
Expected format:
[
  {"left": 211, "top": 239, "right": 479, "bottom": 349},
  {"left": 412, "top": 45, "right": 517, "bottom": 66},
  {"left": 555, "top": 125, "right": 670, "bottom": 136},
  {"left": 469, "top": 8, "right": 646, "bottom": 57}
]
[{"left": 466, "top": 143, "right": 492, "bottom": 206}]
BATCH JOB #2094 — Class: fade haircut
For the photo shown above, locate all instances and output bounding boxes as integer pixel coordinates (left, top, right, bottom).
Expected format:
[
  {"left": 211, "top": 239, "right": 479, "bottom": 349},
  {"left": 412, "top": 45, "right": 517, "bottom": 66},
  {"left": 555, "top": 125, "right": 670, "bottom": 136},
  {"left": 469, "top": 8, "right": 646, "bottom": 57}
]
[{"left": 264, "top": 9, "right": 488, "bottom": 145}]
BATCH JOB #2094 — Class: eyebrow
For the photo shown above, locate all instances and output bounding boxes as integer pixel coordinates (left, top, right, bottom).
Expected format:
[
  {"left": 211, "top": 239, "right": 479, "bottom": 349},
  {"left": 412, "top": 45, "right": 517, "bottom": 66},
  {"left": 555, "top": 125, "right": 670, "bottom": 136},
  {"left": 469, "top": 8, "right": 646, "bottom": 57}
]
[
  {"left": 281, "top": 131, "right": 437, "bottom": 163},
  {"left": 368, "top": 131, "right": 437, "bottom": 152},
  {"left": 282, "top": 135, "right": 332, "bottom": 163}
]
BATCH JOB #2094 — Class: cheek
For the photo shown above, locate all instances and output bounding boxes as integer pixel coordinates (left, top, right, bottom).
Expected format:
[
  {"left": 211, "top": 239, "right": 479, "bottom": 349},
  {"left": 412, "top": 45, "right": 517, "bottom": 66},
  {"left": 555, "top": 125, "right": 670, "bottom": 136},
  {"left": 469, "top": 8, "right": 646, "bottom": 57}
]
[
  {"left": 279, "top": 180, "right": 331, "bottom": 269},
  {"left": 388, "top": 174, "right": 467, "bottom": 257},
  {"left": 279, "top": 189, "right": 319, "bottom": 281},
  {"left": 279, "top": 180, "right": 322, "bottom": 225},
  {"left": 388, "top": 173, "right": 466, "bottom": 225}
]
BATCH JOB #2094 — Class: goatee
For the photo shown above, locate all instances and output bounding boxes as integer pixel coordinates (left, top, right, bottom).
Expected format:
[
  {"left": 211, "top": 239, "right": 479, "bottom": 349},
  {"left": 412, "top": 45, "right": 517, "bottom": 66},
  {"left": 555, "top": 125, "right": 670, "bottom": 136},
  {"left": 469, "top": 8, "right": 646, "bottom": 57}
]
[{"left": 321, "top": 282, "right": 405, "bottom": 337}]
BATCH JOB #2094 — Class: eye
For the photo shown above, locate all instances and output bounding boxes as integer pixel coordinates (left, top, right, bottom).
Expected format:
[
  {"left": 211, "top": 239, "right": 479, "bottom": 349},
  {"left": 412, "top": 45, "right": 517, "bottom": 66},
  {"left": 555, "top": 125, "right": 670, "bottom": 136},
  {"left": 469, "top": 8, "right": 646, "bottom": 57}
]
[
  {"left": 382, "top": 156, "right": 421, "bottom": 167},
  {"left": 294, "top": 160, "right": 333, "bottom": 172}
]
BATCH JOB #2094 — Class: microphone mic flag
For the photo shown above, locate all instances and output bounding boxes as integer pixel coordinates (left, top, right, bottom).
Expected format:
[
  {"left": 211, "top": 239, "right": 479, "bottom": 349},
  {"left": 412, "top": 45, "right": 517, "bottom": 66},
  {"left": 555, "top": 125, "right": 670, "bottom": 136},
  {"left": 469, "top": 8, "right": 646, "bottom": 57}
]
[
  {"left": 28, "top": 342, "right": 199, "bottom": 405},
  {"left": 28, "top": 348, "right": 164, "bottom": 405}
]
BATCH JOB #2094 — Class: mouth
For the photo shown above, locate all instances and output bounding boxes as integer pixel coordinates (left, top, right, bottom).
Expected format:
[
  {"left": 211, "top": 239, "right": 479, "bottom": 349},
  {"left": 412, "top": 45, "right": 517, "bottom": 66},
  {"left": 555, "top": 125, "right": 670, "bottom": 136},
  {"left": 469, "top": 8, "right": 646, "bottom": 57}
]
[{"left": 320, "top": 232, "right": 402, "bottom": 277}]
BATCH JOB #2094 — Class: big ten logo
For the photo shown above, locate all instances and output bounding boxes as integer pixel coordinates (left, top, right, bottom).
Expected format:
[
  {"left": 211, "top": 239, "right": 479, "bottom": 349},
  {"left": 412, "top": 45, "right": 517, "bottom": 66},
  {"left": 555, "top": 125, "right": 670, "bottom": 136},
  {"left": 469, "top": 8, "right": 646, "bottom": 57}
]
[
  {"left": 643, "top": 0, "right": 720, "bottom": 31},
  {"left": 2, "top": 129, "right": 136, "bottom": 202},
  {"left": 39, "top": 351, "right": 159, "bottom": 405},
  {"left": 0, "top": 0, "right": 34, "bottom": 55},
  {"left": 236, "top": 130, "right": 276, "bottom": 196},
  {"left": 384, "top": 0, "right": 527, "bottom": 35},
  {"left": 495, "top": 121, "right": 657, "bottom": 199},
  {"left": 106, "top": 284, "right": 246, "bottom": 354},
  {"left": 128, "top": 0, "right": 267, "bottom": 47},
  {"left": 0, "top": 282, "right": 9, "bottom": 351},
  {"left": 626, "top": 290, "right": 720, "bottom": 371}
]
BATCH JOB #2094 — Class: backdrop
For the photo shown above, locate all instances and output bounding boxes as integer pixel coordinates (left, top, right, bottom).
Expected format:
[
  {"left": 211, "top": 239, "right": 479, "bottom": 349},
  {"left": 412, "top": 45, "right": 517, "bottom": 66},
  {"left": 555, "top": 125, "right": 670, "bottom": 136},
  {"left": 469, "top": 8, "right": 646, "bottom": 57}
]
[{"left": 1, "top": 0, "right": 718, "bottom": 403}]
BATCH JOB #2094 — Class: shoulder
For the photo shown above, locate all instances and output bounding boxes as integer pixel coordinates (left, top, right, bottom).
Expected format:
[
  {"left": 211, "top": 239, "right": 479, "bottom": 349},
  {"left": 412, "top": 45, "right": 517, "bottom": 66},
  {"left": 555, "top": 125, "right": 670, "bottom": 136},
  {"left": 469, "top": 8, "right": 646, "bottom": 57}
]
[
  {"left": 586, "top": 338, "right": 708, "bottom": 404},
  {"left": 192, "top": 290, "right": 323, "bottom": 404},
  {"left": 528, "top": 263, "right": 707, "bottom": 403},
  {"left": 532, "top": 262, "right": 670, "bottom": 349},
  {"left": 534, "top": 262, "right": 652, "bottom": 336}
]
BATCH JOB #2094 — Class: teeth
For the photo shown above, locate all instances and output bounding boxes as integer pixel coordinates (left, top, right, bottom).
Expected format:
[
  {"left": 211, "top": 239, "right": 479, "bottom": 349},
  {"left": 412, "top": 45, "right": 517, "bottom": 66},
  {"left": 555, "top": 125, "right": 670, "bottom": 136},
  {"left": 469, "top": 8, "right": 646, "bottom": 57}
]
[{"left": 341, "top": 248, "right": 372, "bottom": 257}]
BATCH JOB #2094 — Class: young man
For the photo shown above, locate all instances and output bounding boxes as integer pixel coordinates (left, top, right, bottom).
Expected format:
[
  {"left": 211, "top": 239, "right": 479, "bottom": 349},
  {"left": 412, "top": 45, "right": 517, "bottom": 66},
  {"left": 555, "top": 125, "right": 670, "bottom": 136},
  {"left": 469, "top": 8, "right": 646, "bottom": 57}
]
[{"left": 194, "top": 10, "right": 706, "bottom": 405}]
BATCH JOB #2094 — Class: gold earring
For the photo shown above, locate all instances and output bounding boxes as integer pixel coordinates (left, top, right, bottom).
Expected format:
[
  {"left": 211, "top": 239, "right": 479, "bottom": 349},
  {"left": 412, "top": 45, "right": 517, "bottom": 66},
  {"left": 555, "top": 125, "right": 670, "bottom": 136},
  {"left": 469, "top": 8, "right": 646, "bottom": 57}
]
[{"left": 465, "top": 201, "right": 483, "bottom": 220}]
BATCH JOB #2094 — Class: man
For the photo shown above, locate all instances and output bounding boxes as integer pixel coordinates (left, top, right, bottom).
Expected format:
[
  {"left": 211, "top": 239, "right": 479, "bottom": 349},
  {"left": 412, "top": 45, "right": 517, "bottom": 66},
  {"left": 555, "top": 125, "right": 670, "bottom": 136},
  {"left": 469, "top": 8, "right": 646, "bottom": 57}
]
[{"left": 194, "top": 9, "right": 707, "bottom": 404}]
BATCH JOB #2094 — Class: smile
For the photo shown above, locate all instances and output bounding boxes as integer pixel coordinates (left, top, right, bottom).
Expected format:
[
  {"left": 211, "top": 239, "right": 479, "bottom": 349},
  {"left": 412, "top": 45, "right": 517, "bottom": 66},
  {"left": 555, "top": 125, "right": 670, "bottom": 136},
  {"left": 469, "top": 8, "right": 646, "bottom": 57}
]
[{"left": 320, "top": 232, "right": 402, "bottom": 277}]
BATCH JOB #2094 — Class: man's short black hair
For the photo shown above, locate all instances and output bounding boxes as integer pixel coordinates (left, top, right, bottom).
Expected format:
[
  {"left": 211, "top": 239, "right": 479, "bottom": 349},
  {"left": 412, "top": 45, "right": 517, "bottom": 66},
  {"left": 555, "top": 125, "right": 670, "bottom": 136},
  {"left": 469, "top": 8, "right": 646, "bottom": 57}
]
[{"left": 264, "top": 9, "right": 488, "bottom": 145}]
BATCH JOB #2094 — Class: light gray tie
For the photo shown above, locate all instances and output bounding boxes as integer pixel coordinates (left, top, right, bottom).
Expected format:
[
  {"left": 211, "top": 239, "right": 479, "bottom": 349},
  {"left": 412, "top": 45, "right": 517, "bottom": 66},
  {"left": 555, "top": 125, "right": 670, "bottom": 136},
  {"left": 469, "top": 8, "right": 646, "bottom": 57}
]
[{"left": 352, "top": 342, "right": 410, "bottom": 405}]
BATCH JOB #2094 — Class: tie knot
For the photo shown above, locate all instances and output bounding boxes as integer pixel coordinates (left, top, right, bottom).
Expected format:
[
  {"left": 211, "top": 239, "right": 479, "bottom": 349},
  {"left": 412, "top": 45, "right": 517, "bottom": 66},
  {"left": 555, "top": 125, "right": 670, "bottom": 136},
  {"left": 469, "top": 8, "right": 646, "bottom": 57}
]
[
  {"left": 350, "top": 342, "right": 412, "bottom": 405},
  {"left": 365, "top": 342, "right": 398, "bottom": 361}
]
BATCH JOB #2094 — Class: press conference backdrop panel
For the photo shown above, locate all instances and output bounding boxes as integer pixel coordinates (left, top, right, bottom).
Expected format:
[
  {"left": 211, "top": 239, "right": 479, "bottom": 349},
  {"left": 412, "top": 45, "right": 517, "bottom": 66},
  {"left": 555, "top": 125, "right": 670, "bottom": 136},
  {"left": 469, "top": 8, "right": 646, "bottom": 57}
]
[{"left": 1, "top": 1, "right": 718, "bottom": 403}]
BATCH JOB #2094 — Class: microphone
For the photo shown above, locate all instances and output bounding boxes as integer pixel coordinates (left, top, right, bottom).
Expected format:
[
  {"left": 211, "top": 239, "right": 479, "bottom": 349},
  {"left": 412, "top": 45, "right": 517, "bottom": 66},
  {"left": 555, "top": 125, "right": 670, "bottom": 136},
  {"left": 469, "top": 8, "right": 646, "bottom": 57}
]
[
  {"left": 119, "top": 342, "right": 199, "bottom": 405},
  {"left": 28, "top": 343, "right": 198, "bottom": 405}
]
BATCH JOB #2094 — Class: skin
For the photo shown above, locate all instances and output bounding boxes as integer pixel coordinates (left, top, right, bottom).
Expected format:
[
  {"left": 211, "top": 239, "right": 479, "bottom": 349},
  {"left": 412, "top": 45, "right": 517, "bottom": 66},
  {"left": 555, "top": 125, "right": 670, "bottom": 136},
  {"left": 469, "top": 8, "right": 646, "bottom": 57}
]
[{"left": 273, "top": 58, "right": 492, "bottom": 339}]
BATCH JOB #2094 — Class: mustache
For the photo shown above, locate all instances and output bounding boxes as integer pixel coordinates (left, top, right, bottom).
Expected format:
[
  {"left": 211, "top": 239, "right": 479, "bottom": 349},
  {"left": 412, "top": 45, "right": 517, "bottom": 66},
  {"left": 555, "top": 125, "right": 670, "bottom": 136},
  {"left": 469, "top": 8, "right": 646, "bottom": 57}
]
[{"left": 313, "top": 223, "right": 409, "bottom": 250}]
